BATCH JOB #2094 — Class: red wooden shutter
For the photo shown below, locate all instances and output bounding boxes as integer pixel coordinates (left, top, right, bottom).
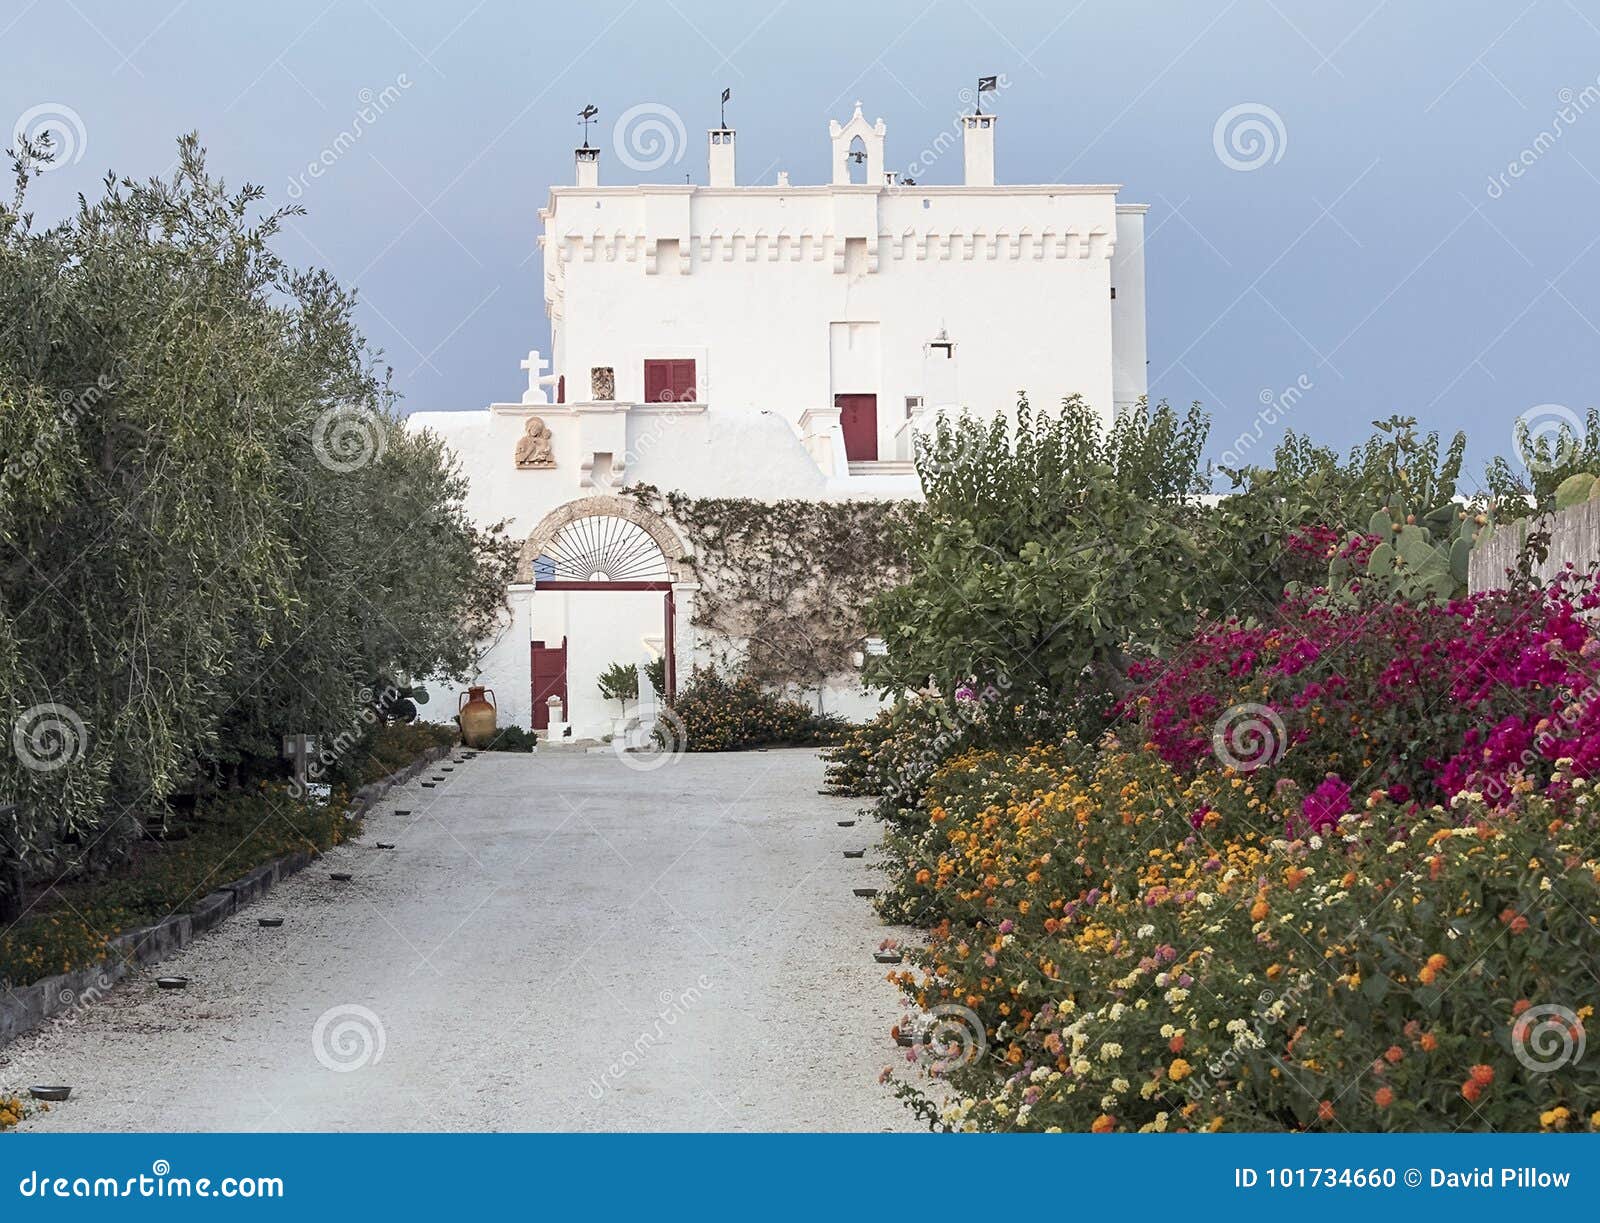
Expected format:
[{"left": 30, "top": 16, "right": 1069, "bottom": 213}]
[
  {"left": 671, "top": 359, "right": 697, "bottom": 402},
  {"left": 643, "top": 360, "right": 670, "bottom": 403},
  {"left": 644, "top": 359, "right": 697, "bottom": 402}
]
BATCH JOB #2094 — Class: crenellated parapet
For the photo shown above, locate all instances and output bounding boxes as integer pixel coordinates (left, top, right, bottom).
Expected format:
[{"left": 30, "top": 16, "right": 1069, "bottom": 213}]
[{"left": 549, "top": 224, "right": 1114, "bottom": 269}]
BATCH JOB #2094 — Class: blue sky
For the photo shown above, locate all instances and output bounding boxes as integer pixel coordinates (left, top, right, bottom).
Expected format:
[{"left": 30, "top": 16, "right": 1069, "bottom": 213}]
[{"left": 7, "top": 0, "right": 1600, "bottom": 484}]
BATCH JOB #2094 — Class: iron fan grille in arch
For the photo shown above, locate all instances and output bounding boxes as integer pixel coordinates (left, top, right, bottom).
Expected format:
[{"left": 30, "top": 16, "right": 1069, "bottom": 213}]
[{"left": 534, "top": 515, "right": 671, "bottom": 583}]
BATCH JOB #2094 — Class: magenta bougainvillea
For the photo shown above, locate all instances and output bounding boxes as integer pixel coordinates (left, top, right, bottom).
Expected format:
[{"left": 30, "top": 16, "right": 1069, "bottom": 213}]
[{"left": 1124, "top": 570, "right": 1600, "bottom": 812}]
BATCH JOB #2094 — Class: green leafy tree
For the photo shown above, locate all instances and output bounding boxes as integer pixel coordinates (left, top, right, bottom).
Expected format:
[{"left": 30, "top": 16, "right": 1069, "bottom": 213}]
[
  {"left": 1486, "top": 407, "right": 1600, "bottom": 519},
  {"left": 865, "top": 395, "right": 1210, "bottom": 705}
]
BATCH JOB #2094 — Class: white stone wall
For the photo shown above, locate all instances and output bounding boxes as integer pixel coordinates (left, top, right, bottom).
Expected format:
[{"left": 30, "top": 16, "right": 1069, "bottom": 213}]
[{"left": 543, "top": 181, "right": 1140, "bottom": 448}]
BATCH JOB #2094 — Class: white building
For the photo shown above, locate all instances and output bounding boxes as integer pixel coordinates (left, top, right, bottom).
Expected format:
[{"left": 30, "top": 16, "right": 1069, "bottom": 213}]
[{"left": 408, "top": 100, "right": 1149, "bottom": 740}]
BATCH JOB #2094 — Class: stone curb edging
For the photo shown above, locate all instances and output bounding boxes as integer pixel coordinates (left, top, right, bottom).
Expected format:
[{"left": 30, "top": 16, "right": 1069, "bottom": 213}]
[{"left": 0, "top": 742, "right": 457, "bottom": 1049}]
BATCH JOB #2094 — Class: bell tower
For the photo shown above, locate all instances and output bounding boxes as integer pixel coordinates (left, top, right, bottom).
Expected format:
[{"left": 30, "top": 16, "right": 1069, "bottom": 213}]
[{"left": 828, "top": 101, "right": 886, "bottom": 186}]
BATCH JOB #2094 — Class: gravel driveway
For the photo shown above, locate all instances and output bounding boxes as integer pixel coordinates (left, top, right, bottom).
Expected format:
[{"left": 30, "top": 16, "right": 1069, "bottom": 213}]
[{"left": 1, "top": 749, "right": 916, "bottom": 1131}]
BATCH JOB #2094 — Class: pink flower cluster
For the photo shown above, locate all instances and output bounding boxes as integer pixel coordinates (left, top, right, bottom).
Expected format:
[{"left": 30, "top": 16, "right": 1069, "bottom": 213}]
[{"left": 1126, "top": 569, "right": 1600, "bottom": 811}]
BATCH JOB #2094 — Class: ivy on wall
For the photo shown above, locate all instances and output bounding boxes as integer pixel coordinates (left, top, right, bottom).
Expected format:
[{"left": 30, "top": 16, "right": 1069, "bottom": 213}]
[{"left": 624, "top": 485, "right": 916, "bottom": 695}]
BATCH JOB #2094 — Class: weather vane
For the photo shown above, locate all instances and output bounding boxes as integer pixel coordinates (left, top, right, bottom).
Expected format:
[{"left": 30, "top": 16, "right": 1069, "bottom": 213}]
[
  {"left": 720, "top": 87, "right": 731, "bottom": 129},
  {"left": 578, "top": 103, "right": 599, "bottom": 148}
]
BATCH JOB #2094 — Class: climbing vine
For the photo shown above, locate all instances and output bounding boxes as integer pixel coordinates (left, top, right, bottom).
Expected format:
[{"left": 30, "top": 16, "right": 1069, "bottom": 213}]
[{"left": 625, "top": 485, "right": 916, "bottom": 695}]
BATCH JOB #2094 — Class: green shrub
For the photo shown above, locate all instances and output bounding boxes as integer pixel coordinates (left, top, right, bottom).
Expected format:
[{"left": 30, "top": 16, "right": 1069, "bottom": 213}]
[
  {"left": 822, "top": 687, "right": 1099, "bottom": 819},
  {"left": 667, "top": 666, "right": 845, "bottom": 752},
  {"left": 320, "top": 722, "right": 457, "bottom": 791},
  {"left": 643, "top": 656, "right": 667, "bottom": 697},
  {"left": 481, "top": 725, "right": 539, "bottom": 753}
]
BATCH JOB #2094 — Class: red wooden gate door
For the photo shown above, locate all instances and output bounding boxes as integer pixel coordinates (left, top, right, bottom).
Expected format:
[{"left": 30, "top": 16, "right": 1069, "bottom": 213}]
[
  {"left": 530, "top": 637, "right": 568, "bottom": 730},
  {"left": 835, "top": 393, "right": 878, "bottom": 461}
]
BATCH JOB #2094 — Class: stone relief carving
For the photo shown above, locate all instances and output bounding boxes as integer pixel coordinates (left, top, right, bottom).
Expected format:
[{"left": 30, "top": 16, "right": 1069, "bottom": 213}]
[
  {"left": 514, "top": 416, "right": 556, "bottom": 469},
  {"left": 591, "top": 366, "right": 615, "bottom": 401}
]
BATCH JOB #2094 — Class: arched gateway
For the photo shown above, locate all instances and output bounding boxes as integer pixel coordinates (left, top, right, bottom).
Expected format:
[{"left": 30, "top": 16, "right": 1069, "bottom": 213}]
[
  {"left": 517, "top": 495, "right": 688, "bottom": 584},
  {"left": 516, "top": 497, "right": 690, "bottom": 735}
]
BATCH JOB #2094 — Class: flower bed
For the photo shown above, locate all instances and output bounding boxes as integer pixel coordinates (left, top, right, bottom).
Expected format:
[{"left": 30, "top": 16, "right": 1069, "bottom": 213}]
[{"left": 880, "top": 740, "right": 1600, "bottom": 1132}]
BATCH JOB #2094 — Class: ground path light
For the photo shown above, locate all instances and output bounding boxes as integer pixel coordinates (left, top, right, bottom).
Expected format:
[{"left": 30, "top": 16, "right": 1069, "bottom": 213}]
[
  {"left": 258, "top": 917, "right": 283, "bottom": 928},
  {"left": 874, "top": 949, "right": 902, "bottom": 964},
  {"left": 853, "top": 886, "right": 878, "bottom": 898},
  {"left": 394, "top": 808, "right": 412, "bottom": 816},
  {"left": 29, "top": 1086, "right": 70, "bottom": 1102},
  {"left": 843, "top": 848, "right": 865, "bottom": 859},
  {"left": 375, "top": 842, "right": 395, "bottom": 850},
  {"left": 155, "top": 976, "right": 188, "bottom": 990},
  {"left": 836, "top": 819, "right": 855, "bottom": 827},
  {"left": 330, "top": 872, "right": 353, "bottom": 882}
]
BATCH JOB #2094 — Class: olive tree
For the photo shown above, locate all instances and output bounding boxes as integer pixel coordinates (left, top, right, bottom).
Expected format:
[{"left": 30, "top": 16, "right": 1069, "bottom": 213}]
[{"left": 0, "top": 135, "right": 514, "bottom": 903}]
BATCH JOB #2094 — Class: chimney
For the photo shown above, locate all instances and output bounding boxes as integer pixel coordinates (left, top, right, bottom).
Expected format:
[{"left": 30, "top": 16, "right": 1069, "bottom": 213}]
[
  {"left": 575, "top": 145, "right": 599, "bottom": 188},
  {"left": 708, "top": 127, "right": 735, "bottom": 187},
  {"left": 923, "top": 326, "right": 958, "bottom": 409},
  {"left": 960, "top": 113, "right": 996, "bottom": 187}
]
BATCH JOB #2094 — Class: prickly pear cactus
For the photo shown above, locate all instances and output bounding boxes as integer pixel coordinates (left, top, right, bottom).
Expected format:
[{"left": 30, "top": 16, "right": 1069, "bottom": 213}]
[
  {"left": 1555, "top": 472, "right": 1600, "bottom": 510},
  {"left": 1329, "top": 494, "right": 1493, "bottom": 601}
]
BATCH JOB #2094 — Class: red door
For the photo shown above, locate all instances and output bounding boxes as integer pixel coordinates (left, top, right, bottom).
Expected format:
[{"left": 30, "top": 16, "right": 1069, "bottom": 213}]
[
  {"left": 836, "top": 394, "right": 878, "bottom": 461},
  {"left": 531, "top": 637, "right": 568, "bottom": 730}
]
